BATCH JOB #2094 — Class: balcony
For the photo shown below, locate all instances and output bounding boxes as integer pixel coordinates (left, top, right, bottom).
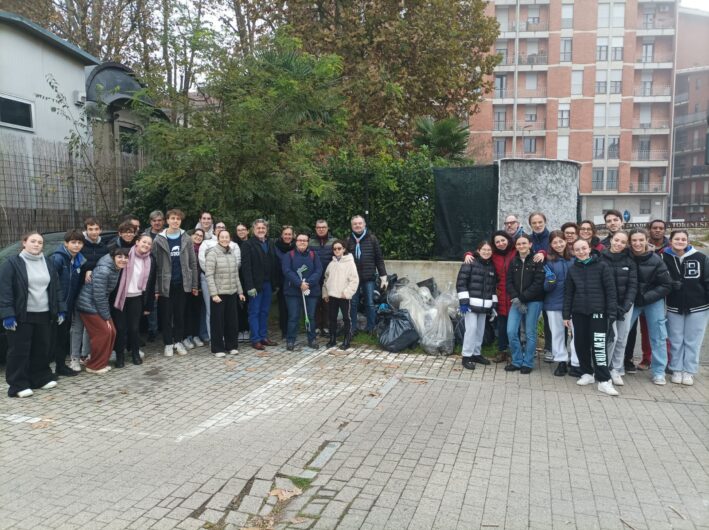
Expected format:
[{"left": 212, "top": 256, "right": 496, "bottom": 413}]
[
  {"left": 517, "top": 53, "right": 549, "bottom": 70},
  {"left": 517, "top": 87, "right": 547, "bottom": 100},
  {"left": 675, "top": 92, "right": 688, "bottom": 104},
  {"left": 633, "top": 84, "right": 672, "bottom": 102},
  {"left": 674, "top": 140, "right": 706, "bottom": 154},
  {"left": 629, "top": 176, "right": 667, "bottom": 193},
  {"left": 675, "top": 194, "right": 709, "bottom": 206},
  {"left": 632, "top": 119, "right": 670, "bottom": 134},
  {"left": 637, "top": 19, "right": 675, "bottom": 36},
  {"left": 674, "top": 112, "right": 706, "bottom": 127},
  {"left": 510, "top": 20, "right": 549, "bottom": 32},
  {"left": 631, "top": 149, "right": 669, "bottom": 167},
  {"left": 635, "top": 54, "right": 673, "bottom": 69},
  {"left": 495, "top": 149, "right": 547, "bottom": 160},
  {"left": 674, "top": 166, "right": 709, "bottom": 179}
]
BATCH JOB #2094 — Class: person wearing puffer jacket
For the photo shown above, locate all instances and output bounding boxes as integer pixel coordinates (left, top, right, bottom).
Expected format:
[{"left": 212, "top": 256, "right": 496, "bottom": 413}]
[
  {"left": 628, "top": 228, "right": 672, "bottom": 385},
  {"left": 505, "top": 234, "right": 545, "bottom": 374},
  {"left": 662, "top": 230, "right": 709, "bottom": 386},
  {"left": 543, "top": 231, "right": 578, "bottom": 377},
  {"left": 205, "top": 230, "right": 246, "bottom": 358},
  {"left": 600, "top": 231, "right": 638, "bottom": 387},
  {"left": 563, "top": 239, "right": 619, "bottom": 396},
  {"left": 456, "top": 241, "right": 498, "bottom": 371},
  {"left": 322, "top": 240, "right": 359, "bottom": 350},
  {"left": 75, "top": 249, "right": 128, "bottom": 374}
]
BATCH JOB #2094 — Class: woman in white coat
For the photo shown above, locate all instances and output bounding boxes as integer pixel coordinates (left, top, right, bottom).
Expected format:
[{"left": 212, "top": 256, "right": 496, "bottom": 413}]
[{"left": 322, "top": 240, "right": 359, "bottom": 350}]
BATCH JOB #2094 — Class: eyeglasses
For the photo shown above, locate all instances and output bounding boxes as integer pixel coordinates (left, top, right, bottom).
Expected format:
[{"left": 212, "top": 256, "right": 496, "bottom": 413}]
[
  {"left": 333, "top": 246, "right": 343, "bottom": 251},
  {"left": 504, "top": 221, "right": 518, "bottom": 225},
  {"left": 296, "top": 238, "right": 309, "bottom": 242}
]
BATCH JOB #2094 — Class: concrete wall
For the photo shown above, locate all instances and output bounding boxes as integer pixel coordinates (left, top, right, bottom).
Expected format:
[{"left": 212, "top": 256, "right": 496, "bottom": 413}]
[
  {"left": 385, "top": 260, "right": 461, "bottom": 293},
  {"left": 497, "top": 158, "right": 580, "bottom": 230}
]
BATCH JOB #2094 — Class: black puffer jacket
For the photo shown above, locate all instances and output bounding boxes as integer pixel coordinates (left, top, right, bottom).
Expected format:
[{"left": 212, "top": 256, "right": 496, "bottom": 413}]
[
  {"left": 506, "top": 254, "right": 545, "bottom": 303},
  {"left": 600, "top": 249, "right": 638, "bottom": 316},
  {"left": 663, "top": 247, "right": 709, "bottom": 314},
  {"left": 345, "top": 231, "right": 387, "bottom": 282},
  {"left": 563, "top": 256, "right": 617, "bottom": 319},
  {"left": 633, "top": 251, "right": 672, "bottom": 307},
  {"left": 456, "top": 253, "right": 498, "bottom": 313}
]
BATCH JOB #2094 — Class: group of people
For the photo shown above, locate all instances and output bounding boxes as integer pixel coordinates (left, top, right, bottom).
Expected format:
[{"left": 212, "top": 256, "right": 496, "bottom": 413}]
[
  {"left": 1, "top": 211, "right": 387, "bottom": 398},
  {"left": 456, "top": 210, "right": 708, "bottom": 396}
]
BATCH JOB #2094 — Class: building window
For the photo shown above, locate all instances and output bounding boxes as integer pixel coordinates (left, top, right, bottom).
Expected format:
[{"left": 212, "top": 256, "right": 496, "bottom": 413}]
[
  {"left": 611, "top": 37, "right": 624, "bottom": 61},
  {"left": 595, "top": 70, "right": 607, "bottom": 94},
  {"left": 0, "top": 95, "right": 34, "bottom": 130},
  {"left": 496, "top": 42, "right": 508, "bottom": 65},
  {"left": 610, "top": 70, "right": 622, "bottom": 94},
  {"left": 606, "top": 169, "right": 618, "bottom": 190},
  {"left": 525, "top": 105, "right": 537, "bottom": 122},
  {"left": 697, "top": 78, "right": 701, "bottom": 89},
  {"left": 593, "top": 169, "right": 605, "bottom": 191},
  {"left": 495, "top": 75, "right": 507, "bottom": 98},
  {"left": 608, "top": 103, "right": 621, "bottom": 127},
  {"left": 560, "top": 38, "right": 573, "bottom": 62},
  {"left": 598, "top": 4, "right": 610, "bottom": 27},
  {"left": 594, "top": 104, "right": 606, "bottom": 127},
  {"left": 593, "top": 136, "right": 605, "bottom": 159},
  {"left": 494, "top": 139, "right": 506, "bottom": 159},
  {"left": 558, "top": 103, "right": 570, "bottom": 128},
  {"left": 608, "top": 136, "right": 620, "bottom": 159},
  {"left": 524, "top": 137, "right": 537, "bottom": 154},
  {"left": 596, "top": 38, "right": 608, "bottom": 61},
  {"left": 494, "top": 108, "right": 507, "bottom": 131},
  {"left": 557, "top": 136, "right": 569, "bottom": 159},
  {"left": 640, "top": 198, "right": 651, "bottom": 215},
  {"left": 611, "top": 4, "right": 625, "bottom": 27},
  {"left": 561, "top": 5, "right": 574, "bottom": 29},
  {"left": 642, "top": 43, "right": 654, "bottom": 63},
  {"left": 638, "top": 169, "right": 650, "bottom": 191},
  {"left": 602, "top": 199, "right": 615, "bottom": 212},
  {"left": 571, "top": 71, "right": 583, "bottom": 95},
  {"left": 528, "top": 6, "right": 540, "bottom": 25}
]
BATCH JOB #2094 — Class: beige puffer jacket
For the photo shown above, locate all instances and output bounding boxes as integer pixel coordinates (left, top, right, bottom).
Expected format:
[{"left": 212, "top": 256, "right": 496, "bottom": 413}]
[
  {"left": 322, "top": 253, "right": 359, "bottom": 300},
  {"left": 205, "top": 244, "right": 243, "bottom": 296}
]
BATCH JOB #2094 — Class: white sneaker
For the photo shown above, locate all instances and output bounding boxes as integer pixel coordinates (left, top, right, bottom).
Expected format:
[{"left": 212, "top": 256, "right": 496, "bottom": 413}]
[
  {"left": 41, "top": 381, "right": 57, "bottom": 390},
  {"left": 164, "top": 344, "right": 174, "bottom": 357},
  {"left": 543, "top": 350, "right": 554, "bottom": 363},
  {"left": 139, "top": 350, "right": 145, "bottom": 359},
  {"left": 682, "top": 373, "right": 694, "bottom": 386},
  {"left": 17, "top": 388, "right": 33, "bottom": 398},
  {"left": 85, "top": 366, "right": 110, "bottom": 374},
  {"left": 69, "top": 359, "right": 81, "bottom": 372},
  {"left": 598, "top": 381, "right": 619, "bottom": 396},
  {"left": 577, "top": 374, "right": 595, "bottom": 386},
  {"left": 610, "top": 370, "right": 624, "bottom": 386},
  {"left": 652, "top": 375, "right": 666, "bottom": 386},
  {"left": 670, "top": 372, "right": 683, "bottom": 384},
  {"left": 193, "top": 337, "right": 204, "bottom": 347},
  {"left": 214, "top": 352, "right": 226, "bottom": 358},
  {"left": 182, "top": 337, "right": 195, "bottom": 350},
  {"left": 175, "top": 342, "right": 188, "bottom": 355},
  {"left": 229, "top": 349, "right": 239, "bottom": 356}
]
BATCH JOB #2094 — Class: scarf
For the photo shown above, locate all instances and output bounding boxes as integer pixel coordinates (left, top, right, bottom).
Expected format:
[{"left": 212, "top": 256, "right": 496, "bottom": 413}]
[
  {"left": 352, "top": 228, "right": 367, "bottom": 260},
  {"left": 275, "top": 238, "right": 295, "bottom": 254},
  {"left": 114, "top": 246, "right": 151, "bottom": 310}
]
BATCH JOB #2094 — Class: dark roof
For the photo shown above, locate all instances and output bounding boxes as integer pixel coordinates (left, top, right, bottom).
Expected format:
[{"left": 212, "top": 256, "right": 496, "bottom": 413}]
[{"left": 0, "top": 11, "right": 100, "bottom": 65}]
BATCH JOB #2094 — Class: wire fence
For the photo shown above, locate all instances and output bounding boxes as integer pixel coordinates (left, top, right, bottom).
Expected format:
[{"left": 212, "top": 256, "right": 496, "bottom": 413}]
[{"left": 0, "top": 134, "right": 139, "bottom": 245}]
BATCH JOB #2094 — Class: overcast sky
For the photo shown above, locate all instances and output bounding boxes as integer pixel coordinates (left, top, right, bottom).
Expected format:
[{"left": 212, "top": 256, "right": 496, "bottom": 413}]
[{"left": 681, "top": 0, "right": 709, "bottom": 11}]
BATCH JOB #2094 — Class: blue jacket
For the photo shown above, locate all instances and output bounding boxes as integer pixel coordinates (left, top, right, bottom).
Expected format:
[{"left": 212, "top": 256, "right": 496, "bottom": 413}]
[
  {"left": 543, "top": 257, "right": 573, "bottom": 311},
  {"left": 281, "top": 248, "right": 323, "bottom": 298},
  {"left": 75, "top": 254, "right": 121, "bottom": 320},
  {"left": 530, "top": 228, "right": 550, "bottom": 255},
  {"left": 49, "top": 244, "right": 85, "bottom": 314}
]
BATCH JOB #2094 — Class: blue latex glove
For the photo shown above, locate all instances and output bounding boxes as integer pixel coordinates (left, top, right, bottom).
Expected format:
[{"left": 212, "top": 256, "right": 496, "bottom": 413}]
[
  {"left": 57, "top": 312, "right": 66, "bottom": 326},
  {"left": 3, "top": 316, "right": 17, "bottom": 331},
  {"left": 543, "top": 265, "right": 556, "bottom": 283},
  {"left": 459, "top": 303, "right": 471, "bottom": 314}
]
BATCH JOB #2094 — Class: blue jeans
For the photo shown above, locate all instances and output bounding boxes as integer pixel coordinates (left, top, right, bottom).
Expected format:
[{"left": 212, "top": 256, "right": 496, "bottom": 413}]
[
  {"left": 285, "top": 295, "right": 317, "bottom": 343},
  {"left": 351, "top": 280, "right": 376, "bottom": 332},
  {"left": 630, "top": 300, "right": 667, "bottom": 378},
  {"left": 248, "top": 281, "right": 272, "bottom": 344},
  {"left": 507, "top": 301, "right": 543, "bottom": 368},
  {"left": 199, "top": 273, "right": 211, "bottom": 341},
  {"left": 497, "top": 314, "right": 509, "bottom": 351}
]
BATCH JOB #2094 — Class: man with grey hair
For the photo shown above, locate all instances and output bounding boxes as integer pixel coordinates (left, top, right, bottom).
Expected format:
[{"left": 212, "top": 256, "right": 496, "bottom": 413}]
[
  {"left": 345, "top": 215, "right": 387, "bottom": 335},
  {"left": 504, "top": 214, "right": 525, "bottom": 240},
  {"left": 144, "top": 210, "right": 165, "bottom": 241}
]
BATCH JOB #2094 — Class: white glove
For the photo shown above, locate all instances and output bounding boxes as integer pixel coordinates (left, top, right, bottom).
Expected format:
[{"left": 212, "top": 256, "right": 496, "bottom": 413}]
[
  {"left": 380, "top": 275, "right": 388, "bottom": 290},
  {"left": 489, "top": 308, "right": 497, "bottom": 322},
  {"left": 57, "top": 314, "right": 65, "bottom": 326},
  {"left": 303, "top": 289, "right": 311, "bottom": 297}
]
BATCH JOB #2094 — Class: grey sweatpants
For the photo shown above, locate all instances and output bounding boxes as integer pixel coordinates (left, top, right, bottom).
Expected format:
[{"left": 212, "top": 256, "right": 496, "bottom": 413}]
[
  {"left": 70, "top": 308, "right": 91, "bottom": 360},
  {"left": 667, "top": 310, "right": 708, "bottom": 374},
  {"left": 607, "top": 305, "right": 634, "bottom": 374}
]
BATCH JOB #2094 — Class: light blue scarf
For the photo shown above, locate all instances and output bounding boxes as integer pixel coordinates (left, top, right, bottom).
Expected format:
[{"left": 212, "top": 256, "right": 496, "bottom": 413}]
[{"left": 352, "top": 228, "right": 367, "bottom": 260}]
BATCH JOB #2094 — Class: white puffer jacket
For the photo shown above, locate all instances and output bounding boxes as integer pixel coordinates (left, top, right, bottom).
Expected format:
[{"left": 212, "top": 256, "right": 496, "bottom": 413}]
[{"left": 322, "top": 253, "right": 359, "bottom": 300}]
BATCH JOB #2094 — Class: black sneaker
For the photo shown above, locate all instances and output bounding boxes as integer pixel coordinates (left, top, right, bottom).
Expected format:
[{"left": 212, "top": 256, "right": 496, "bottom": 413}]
[
  {"left": 462, "top": 358, "right": 476, "bottom": 370},
  {"left": 504, "top": 364, "right": 521, "bottom": 372},
  {"left": 554, "top": 361, "right": 568, "bottom": 377},
  {"left": 286, "top": 342, "right": 295, "bottom": 351},
  {"left": 568, "top": 365, "right": 583, "bottom": 378},
  {"left": 624, "top": 361, "right": 637, "bottom": 374},
  {"left": 520, "top": 366, "right": 532, "bottom": 374},
  {"left": 55, "top": 364, "right": 77, "bottom": 377},
  {"left": 471, "top": 355, "right": 491, "bottom": 365},
  {"left": 307, "top": 340, "right": 320, "bottom": 350}
]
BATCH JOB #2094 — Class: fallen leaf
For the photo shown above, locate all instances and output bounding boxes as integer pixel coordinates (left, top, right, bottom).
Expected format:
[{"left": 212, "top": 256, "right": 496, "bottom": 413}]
[
  {"left": 368, "top": 391, "right": 381, "bottom": 398},
  {"left": 269, "top": 487, "right": 302, "bottom": 501},
  {"left": 245, "top": 367, "right": 257, "bottom": 372},
  {"left": 409, "top": 379, "right": 428, "bottom": 385},
  {"left": 30, "top": 420, "right": 53, "bottom": 429},
  {"left": 257, "top": 351, "right": 269, "bottom": 357},
  {"left": 290, "top": 517, "right": 308, "bottom": 524},
  {"left": 384, "top": 364, "right": 400, "bottom": 369},
  {"left": 224, "top": 360, "right": 238, "bottom": 371}
]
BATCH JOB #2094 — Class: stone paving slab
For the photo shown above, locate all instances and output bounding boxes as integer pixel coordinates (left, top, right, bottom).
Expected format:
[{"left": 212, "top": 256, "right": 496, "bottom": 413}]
[{"left": 0, "top": 337, "right": 707, "bottom": 529}]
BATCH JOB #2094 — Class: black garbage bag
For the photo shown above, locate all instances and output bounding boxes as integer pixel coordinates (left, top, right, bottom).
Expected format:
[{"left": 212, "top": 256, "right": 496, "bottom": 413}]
[{"left": 377, "top": 308, "right": 419, "bottom": 353}]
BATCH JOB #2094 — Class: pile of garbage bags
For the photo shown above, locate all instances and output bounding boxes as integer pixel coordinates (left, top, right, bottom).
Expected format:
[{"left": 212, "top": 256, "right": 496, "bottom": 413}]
[{"left": 376, "top": 277, "right": 459, "bottom": 355}]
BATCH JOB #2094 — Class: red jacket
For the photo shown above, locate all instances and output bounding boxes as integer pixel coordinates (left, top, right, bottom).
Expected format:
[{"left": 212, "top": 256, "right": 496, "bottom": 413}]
[{"left": 491, "top": 249, "right": 517, "bottom": 316}]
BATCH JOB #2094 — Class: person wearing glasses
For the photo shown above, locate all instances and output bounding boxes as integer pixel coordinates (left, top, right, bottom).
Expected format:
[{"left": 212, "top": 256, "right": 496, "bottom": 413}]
[
  {"left": 322, "top": 240, "right": 359, "bottom": 349},
  {"left": 560, "top": 222, "right": 579, "bottom": 249},
  {"left": 310, "top": 220, "right": 337, "bottom": 338},
  {"left": 234, "top": 223, "right": 251, "bottom": 342},
  {"left": 281, "top": 232, "right": 323, "bottom": 351},
  {"left": 577, "top": 220, "right": 605, "bottom": 253},
  {"left": 503, "top": 214, "right": 525, "bottom": 241}
]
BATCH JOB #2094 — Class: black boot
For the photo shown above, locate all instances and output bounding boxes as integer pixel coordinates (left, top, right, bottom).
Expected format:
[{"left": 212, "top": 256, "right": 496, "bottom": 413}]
[
  {"left": 340, "top": 332, "right": 351, "bottom": 350},
  {"left": 132, "top": 351, "right": 143, "bottom": 365},
  {"left": 326, "top": 333, "right": 337, "bottom": 348},
  {"left": 115, "top": 351, "right": 125, "bottom": 368}
]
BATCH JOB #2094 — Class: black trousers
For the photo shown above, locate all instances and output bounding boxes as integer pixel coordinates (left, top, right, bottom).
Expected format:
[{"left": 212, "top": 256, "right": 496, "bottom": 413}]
[
  {"left": 159, "top": 283, "right": 186, "bottom": 345},
  {"left": 542, "top": 311, "right": 552, "bottom": 352},
  {"left": 277, "top": 287, "right": 288, "bottom": 337},
  {"left": 316, "top": 298, "right": 330, "bottom": 332},
  {"left": 185, "top": 290, "right": 202, "bottom": 339},
  {"left": 122, "top": 296, "right": 144, "bottom": 357},
  {"left": 328, "top": 298, "right": 351, "bottom": 339},
  {"left": 111, "top": 305, "right": 127, "bottom": 356},
  {"left": 210, "top": 293, "right": 239, "bottom": 353},
  {"left": 6, "top": 312, "right": 54, "bottom": 397},
  {"left": 572, "top": 312, "right": 611, "bottom": 382},
  {"left": 624, "top": 319, "right": 638, "bottom": 363},
  {"left": 237, "top": 297, "right": 249, "bottom": 332},
  {"left": 52, "top": 315, "right": 71, "bottom": 368}
]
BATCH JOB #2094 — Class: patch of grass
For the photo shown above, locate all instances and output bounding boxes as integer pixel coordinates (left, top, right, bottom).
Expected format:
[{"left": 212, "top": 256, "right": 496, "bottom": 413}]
[{"left": 287, "top": 476, "right": 314, "bottom": 491}]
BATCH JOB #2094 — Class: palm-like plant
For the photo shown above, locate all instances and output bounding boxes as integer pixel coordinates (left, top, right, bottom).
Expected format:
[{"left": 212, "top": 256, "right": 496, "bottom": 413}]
[{"left": 413, "top": 116, "right": 470, "bottom": 161}]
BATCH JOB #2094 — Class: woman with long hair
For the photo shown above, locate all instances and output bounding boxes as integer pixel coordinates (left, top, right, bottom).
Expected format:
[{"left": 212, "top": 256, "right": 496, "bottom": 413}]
[
  {"left": 662, "top": 230, "right": 709, "bottom": 386},
  {"left": 577, "top": 220, "right": 605, "bottom": 253},
  {"left": 185, "top": 228, "right": 206, "bottom": 348},
  {"left": 543, "top": 230, "right": 578, "bottom": 377},
  {"left": 0, "top": 232, "right": 65, "bottom": 397},
  {"left": 456, "top": 241, "right": 498, "bottom": 370},
  {"left": 490, "top": 230, "right": 516, "bottom": 363}
]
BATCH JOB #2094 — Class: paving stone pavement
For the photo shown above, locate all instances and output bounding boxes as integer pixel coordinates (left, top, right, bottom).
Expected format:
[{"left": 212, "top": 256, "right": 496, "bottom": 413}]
[{"left": 0, "top": 337, "right": 707, "bottom": 530}]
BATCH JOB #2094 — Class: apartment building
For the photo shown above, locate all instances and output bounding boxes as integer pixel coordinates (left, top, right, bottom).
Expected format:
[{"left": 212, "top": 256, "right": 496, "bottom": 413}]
[
  {"left": 672, "top": 7, "right": 709, "bottom": 221},
  {"left": 469, "top": 0, "right": 677, "bottom": 223}
]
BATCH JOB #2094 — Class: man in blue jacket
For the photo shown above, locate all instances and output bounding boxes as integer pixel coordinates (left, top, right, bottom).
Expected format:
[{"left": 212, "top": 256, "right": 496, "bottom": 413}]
[{"left": 49, "top": 230, "right": 85, "bottom": 376}]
